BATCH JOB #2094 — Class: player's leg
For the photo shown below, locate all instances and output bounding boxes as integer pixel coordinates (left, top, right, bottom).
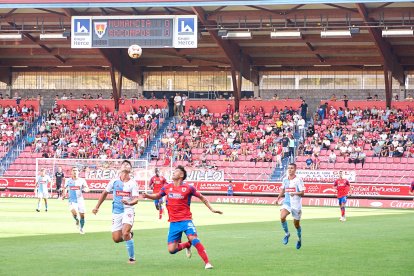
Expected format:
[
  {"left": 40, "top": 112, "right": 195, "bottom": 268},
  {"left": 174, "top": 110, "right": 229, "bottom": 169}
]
[
  {"left": 280, "top": 207, "right": 291, "bottom": 245},
  {"left": 292, "top": 209, "right": 302, "bottom": 249},
  {"left": 340, "top": 197, "right": 347, "bottom": 221},
  {"left": 184, "top": 221, "right": 212, "bottom": 269},
  {"left": 112, "top": 214, "right": 124, "bottom": 243},
  {"left": 154, "top": 199, "right": 160, "bottom": 210},
  {"left": 122, "top": 210, "right": 136, "bottom": 263},
  {"left": 36, "top": 194, "right": 41, "bottom": 212},
  {"left": 78, "top": 200, "right": 86, "bottom": 233},
  {"left": 158, "top": 197, "right": 164, "bottom": 219},
  {"left": 70, "top": 204, "right": 79, "bottom": 226},
  {"left": 43, "top": 197, "right": 48, "bottom": 212}
]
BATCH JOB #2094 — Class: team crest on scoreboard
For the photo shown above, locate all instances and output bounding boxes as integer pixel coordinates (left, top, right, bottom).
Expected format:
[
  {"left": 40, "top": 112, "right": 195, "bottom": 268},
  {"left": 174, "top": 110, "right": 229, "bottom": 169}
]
[{"left": 94, "top": 21, "right": 107, "bottom": 38}]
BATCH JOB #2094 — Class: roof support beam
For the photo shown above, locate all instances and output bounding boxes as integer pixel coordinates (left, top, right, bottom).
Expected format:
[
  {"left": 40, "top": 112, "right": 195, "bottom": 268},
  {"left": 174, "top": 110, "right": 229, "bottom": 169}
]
[
  {"left": 99, "top": 48, "right": 142, "bottom": 84},
  {"left": 192, "top": 6, "right": 259, "bottom": 85},
  {"left": 356, "top": 3, "right": 405, "bottom": 85}
]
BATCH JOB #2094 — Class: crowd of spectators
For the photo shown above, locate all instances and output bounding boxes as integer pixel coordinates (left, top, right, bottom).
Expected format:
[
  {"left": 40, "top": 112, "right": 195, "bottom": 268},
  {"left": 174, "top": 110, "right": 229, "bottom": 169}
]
[
  {"left": 156, "top": 104, "right": 304, "bottom": 169},
  {"left": 298, "top": 104, "right": 414, "bottom": 169},
  {"left": 27, "top": 104, "right": 165, "bottom": 159},
  {"left": 0, "top": 103, "right": 36, "bottom": 148}
]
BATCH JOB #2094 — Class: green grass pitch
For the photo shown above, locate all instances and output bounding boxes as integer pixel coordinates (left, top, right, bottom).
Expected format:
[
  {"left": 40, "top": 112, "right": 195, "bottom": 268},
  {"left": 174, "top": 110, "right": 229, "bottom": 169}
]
[{"left": 0, "top": 198, "right": 413, "bottom": 275}]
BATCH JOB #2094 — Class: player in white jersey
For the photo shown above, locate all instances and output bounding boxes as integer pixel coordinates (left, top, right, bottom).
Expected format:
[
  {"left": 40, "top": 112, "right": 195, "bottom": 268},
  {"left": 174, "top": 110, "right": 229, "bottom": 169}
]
[
  {"left": 35, "top": 168, "right": 52, "bottom": 212},
  {"left": 63, "top": 167, "right": 89, "bottom": 234},
  {"left": 92, "top": 160, "right": 139, "bottom": 264},
  {"left": 275, "top": 163, "right": 305, "bottom": 249}
]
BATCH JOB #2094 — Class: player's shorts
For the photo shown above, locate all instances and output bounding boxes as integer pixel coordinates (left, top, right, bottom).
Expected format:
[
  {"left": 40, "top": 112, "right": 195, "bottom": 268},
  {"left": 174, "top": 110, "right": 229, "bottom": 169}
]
[
  {"left": 168, "top": 220, "right": 198, "bottom": 244},
  {"left": 69, "top": 198, "right": 85, "bottom": 213},
  {"left": 338, "top": 196, "right": 347, "bottom": 205},
  {"left": 154, "top": 197, "right": 163, "bottom": 206},
  {"left": 112, "top": 208, "right": 135, "bottom": 232},
  {"left": 37, "top": 190, "right": 49, "bottom": 199},
  {"left": 281, "top": 204, "right": 302, "bottom": 220}
]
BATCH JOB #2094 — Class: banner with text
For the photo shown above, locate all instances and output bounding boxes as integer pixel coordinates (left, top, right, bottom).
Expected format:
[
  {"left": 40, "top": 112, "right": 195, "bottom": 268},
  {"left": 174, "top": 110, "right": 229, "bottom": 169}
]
[
  {"left": 296, "top": 170, "right": 356, "bottom": 182},
  {"left": 2, "top": 177, "right": 410, "bottom": 198}
]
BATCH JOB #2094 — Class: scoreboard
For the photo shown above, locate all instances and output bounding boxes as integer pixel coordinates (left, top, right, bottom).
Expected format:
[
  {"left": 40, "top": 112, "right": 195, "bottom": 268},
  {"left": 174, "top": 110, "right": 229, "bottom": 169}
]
[{"left": 71, "top": 15, "right": 197, "bottom": 49}]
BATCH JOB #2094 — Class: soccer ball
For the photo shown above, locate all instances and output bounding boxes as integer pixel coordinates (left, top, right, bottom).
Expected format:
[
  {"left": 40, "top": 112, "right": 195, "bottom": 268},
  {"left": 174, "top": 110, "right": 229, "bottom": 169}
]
[{"left": 128, "top": 44, "right": 142, "bottom": 59}]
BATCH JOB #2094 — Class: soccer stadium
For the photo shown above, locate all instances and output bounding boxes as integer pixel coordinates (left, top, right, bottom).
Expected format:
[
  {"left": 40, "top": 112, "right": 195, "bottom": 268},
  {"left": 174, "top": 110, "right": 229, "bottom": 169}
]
[{"left": 0, "top": 0, "right": 413, "bottom": 275}]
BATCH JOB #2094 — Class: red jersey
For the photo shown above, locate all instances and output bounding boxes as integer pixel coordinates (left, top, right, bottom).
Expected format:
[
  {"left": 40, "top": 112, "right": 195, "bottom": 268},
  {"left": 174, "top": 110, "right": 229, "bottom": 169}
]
[
  {"left": 334, "top": 178, "right": 350, "bottom": 198},
  {"left": 158, "top": 183, "right": 201, "bottom": 222},
  {"left": 150, "top": 175, "right": 167, "bottom": 193}
]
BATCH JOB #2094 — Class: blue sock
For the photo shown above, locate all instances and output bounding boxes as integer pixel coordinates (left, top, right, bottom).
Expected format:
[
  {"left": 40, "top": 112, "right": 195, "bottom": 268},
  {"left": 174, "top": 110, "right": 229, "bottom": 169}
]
[
  {"left": 80, "top": 218, "right": 85, "bottom": 228},
  {"left": 297, "top": 226, "right": 302, "bottom": 240},
  {"left": 45, "top": 202, "right": 48, "bottom": 210},
  {"left": 126, "top": 239, "right": 135, "bottom": 259},
  {"left": 282, "top": 221, "right": 289, "bottom": 234}
]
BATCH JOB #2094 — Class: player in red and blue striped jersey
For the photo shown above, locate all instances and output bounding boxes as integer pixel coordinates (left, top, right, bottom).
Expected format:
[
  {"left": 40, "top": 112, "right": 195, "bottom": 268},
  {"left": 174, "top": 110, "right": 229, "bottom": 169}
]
[
  {"left": 149, "top": 168, "right": 167, "bottom": 219},
  {"left": 143, "top": 165, "right": 223, "bottom": 270},
  {"left": 333, "top": 171, "right": 351, "bottom": 222}
]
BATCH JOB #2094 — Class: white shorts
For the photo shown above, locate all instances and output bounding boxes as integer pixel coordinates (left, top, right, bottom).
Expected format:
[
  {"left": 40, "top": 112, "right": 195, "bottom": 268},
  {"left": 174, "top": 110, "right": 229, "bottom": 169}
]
[
  {"left": 37, "top": 191, "right": 49, "bottom": 199},
  {"left": 281, "top": 204, "right": 302, "bottom": 220},
  {"left": 111, "top": 209, "right": 135, "bottom": 232},
  {"left": 69, "top": 199, "right": 85, "bottom": 214}
]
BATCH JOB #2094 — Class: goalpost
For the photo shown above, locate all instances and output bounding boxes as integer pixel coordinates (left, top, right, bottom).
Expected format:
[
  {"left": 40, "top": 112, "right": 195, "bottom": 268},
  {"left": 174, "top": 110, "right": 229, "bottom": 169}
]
[{"left": 35, "top": 158, "right": 149, "bottom": 196}]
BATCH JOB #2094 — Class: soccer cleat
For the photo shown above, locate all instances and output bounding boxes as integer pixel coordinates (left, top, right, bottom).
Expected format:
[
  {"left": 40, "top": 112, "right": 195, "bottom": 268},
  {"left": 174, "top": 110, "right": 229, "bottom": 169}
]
[
  {"left": 128, "top": 258, "right": 136, "bottom": 264},
  {"left": 36, "top": 209, "right": 40, "bottom": 212},
  {"left": 339, "top": 217, "right": 346, "bottom": 222},
  {"left": 75, "top": 219, "right": 80, "bottom": 226},
  {"left": 205, "top": 263, "right": 213, "bottom": 269},
  {"left": 186, "top": 247, "right": 192, "bottom": 259},
  {"left": 282, "top": 233, "right": 290, "bottom": 245},
  {"left": 45, "top": 209, "right": 48, "bottom": 212},
  {"left": 79, "top": 228, "right": 85, "bottom": 235},
  {"left": 296, "top": 240, "right": 302, "bottom": 249}
]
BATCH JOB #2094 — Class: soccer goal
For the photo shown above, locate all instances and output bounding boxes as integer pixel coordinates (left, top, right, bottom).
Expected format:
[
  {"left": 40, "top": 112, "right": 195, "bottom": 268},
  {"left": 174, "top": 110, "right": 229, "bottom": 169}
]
[{"left": 35, "top": 158, "right": 149, "bottom": 195}]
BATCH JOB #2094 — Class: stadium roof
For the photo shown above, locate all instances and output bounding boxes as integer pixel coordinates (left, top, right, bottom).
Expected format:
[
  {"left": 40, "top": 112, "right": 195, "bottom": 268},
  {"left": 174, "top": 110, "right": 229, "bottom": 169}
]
[{"left": 0, "top": 1, "right": 414, "bottom": 85}]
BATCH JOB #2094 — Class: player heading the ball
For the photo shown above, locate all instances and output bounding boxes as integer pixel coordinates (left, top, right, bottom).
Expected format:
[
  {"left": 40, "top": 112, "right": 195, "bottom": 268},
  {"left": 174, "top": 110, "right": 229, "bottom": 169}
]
[{"left": 143, "top": 165, "right": 223, "bottom": 270}]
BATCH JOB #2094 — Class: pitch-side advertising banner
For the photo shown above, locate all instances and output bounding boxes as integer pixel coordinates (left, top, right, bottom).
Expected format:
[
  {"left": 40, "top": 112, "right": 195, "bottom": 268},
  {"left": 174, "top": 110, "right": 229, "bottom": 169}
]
[
  {"left": 2, "top": 177, "right": 411, "bottom": 198},
  {"left": 1, "top": 192, "right": 413, "bottom": 209},
  {"left": 296, "top": 170, "right": 356, "bottom": 182}
]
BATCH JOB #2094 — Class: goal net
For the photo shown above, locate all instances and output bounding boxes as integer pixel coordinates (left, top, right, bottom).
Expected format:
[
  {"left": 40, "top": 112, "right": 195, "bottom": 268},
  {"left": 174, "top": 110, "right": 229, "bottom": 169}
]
[{"left": 35, "top": 158, "right": 149, "bottom": 195}]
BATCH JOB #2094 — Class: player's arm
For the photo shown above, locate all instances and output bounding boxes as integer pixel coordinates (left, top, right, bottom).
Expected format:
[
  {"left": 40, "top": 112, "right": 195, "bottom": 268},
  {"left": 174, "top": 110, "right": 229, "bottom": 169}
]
[
  {"left": 275, "top": 187, "right": 285, "bottom": 205},
  {"left": 196, "top": 193, "right": 223, "bottom": 214},
  {"left": 149, "top": 177, "right": 154, "bottom": 189},
  {"left": 92, "top": 190, "right": 108, "bottom": 214},
  {"left": 143, "top": 192, "right": 162, "bottom": 200},
  {"left": 93, "top": 180, "right": 113, "bottom": 214},
  {"left": 82, "top": 179, "right": 90, "bottom": 193}
]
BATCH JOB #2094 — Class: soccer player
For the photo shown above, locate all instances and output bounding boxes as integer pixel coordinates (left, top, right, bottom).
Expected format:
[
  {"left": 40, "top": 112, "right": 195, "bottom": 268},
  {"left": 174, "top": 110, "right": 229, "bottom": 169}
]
[
  {"left": 35, "top": 168, "right": 52, "bottom": 212},
  {"left": 333, "top": 170, "right": 351, "bottom": 222},
  {"left": 409, "top": 180, "right": 414, "bottom": 199},
  {"left": 275, "top": 163, "right": 305, "bottom": 250},
  {"left": 55, "top": 166, "right": 65, "bottom": 199},
  {"left": 63, "top": 167, "right": 89, "bottom": 234},
  {"left": 149, "top": 168, "right": 167, "bottom": 219},
  {"left": 92, "top": 160, "right": 139, "bottom": 264},
  {"left": 143, "top": 165, "right": 223, "bottom": 270}
]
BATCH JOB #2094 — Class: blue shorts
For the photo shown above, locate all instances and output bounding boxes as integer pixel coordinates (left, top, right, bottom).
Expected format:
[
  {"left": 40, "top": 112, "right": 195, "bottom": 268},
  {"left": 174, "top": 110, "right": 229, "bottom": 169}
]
[
  {"left": 338, "top": 196, "right": 347, "bottom": 205},
  {"left": 168, "top": 220, "right": 198, "bottom": 244},
  {"left": 154, "top": 198, "right": 163, "bottom": 206}
]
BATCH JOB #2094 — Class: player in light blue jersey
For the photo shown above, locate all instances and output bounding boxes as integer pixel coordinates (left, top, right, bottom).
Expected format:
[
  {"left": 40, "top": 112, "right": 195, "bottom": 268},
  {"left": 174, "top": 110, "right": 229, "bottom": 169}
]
[
  {"left": 275, "top": 163, "right": 305, "bottom": 249},
  {"left": 64, "top": 167, "right": 89, "bottom": 234},
  {"left": 93, "top": 160, "right": 139, "bottom": 264},
  {"left": 35, "top": 168, "right": 52, "bottom": 212}
]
